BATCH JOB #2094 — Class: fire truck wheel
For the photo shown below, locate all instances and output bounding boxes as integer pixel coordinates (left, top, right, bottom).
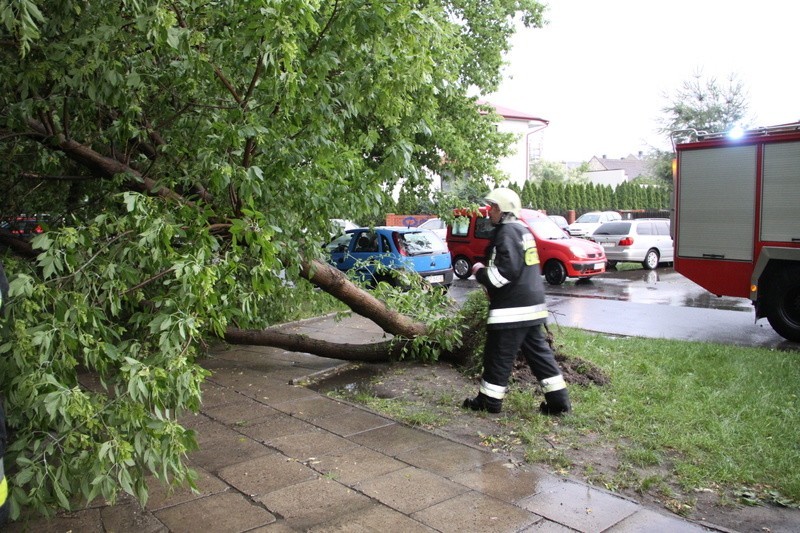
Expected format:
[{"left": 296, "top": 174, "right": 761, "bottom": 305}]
[
  {"left": 453, "top": 257, "right": 472, "bottom": 280},
  {"left": 544, "top": 260, "right": 567, "bottom": 285},
  {"left": 765, "top": 265, "right": 800, "bottom": 342},
  {"left": 642, "top": 249, "right": 660, "bottom": 270}
]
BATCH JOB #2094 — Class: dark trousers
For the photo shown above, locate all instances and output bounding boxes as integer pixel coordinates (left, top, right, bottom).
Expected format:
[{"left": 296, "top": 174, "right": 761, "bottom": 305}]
[{"left": 482, "top": 324, "right": 562, "bottom": 388}]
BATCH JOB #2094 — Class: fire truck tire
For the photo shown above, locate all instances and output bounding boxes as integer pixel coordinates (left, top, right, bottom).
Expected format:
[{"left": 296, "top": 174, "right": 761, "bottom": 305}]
[
  {"left": 544, "top": 260, "right": 567, "bottom": 285},
  {"left": 642, "top": 249, "right": 660, "bottom": 270},
  {"left": 453, "top": 256, "right": 472, "bottom": 279},
  {"left": 765, "top": 265, "right": 800, "bottom": 342}
]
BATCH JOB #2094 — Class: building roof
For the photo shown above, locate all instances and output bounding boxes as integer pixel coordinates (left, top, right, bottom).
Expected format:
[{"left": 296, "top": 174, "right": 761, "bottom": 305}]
[
  {"left": 478, "top": 101, "right": 549, "bottom": 125},
  {"left": 589, "top": 154, "right": 649, "bottom": 180}
]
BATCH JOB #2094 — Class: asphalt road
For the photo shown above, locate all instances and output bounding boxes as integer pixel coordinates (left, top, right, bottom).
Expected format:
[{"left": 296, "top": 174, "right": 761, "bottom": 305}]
[{"left": 449, "top": 267, "right": 800, "bottom": 351}]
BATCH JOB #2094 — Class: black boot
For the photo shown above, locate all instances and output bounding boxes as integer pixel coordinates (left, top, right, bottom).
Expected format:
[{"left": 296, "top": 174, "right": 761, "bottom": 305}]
[
  {"left": 462, "top": 392, "right": 502, "bottom": 414},
  {"left": 539, "top": 388, "right": 571, "bottom": 416}
]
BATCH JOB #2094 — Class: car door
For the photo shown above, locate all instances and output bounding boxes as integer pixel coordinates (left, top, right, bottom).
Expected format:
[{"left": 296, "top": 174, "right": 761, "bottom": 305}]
[{"left": 655, "top": 220, "right": 674, "bottom": 261}]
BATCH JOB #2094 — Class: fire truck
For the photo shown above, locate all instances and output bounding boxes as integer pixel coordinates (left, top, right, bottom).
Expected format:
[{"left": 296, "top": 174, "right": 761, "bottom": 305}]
[{"left": 672, "top": 123, "right": 800, "bottom": 342}]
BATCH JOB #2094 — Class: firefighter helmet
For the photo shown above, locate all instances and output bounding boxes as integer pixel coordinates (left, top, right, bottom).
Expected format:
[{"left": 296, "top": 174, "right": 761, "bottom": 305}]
[{"left": 484, "top": 188, "right": 521, "bottom": 217}]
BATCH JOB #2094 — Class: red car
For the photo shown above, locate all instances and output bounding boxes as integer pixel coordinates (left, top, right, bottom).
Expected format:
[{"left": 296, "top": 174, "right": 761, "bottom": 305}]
[
  {"left": 0, "top": 215, "right": 45, "bottom": 240},
  {"left": 446, "top": 207, "right": 606, "bottom": 285}
]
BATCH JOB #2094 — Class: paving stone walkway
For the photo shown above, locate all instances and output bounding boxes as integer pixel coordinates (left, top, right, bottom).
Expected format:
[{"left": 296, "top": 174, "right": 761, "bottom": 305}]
[{"left": 5, "top": 315, "right": 726, "bottom": 532}]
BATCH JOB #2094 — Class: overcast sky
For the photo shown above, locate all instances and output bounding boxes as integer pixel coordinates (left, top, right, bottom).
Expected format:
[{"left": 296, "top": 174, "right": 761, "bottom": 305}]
[{"left": 487, "top": 0, "right": 800, "bottom": 162}]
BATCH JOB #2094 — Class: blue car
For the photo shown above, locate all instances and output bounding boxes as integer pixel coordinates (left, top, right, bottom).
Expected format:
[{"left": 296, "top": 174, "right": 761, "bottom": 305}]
[{"left": 327, "top": 227, "right": 454, "bottom": 288}]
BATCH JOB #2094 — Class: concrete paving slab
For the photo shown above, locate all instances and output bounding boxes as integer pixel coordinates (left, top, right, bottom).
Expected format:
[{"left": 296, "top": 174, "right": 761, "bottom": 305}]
[
  {"left": 218, "top": 453, "right": 317, "bottom": 498},
  {"left": 349, "top": 422, "right": 444, "bottom": 456},
  {"left": 197, "top": 381, "right": 245, "bottom": 408},
  {"left": 355, "top": 466, "right": 469, "bottom": 514},
  {"left": 411, "top": 490, "right": 540, "bottom": 532},
  {"left": 203, "top": 398, "right": 280, "bottom": 427},
  {"left": 235, "top": 412, "right": 319, "bottom": 443},
  {"left": 265, "top": 427, "right": 359, "bottom": 461},
  {"left": 256, "top": 477, "right": 373, "bottom": 530},
  {"left": 311, "top": 407, "right": 395, "bottom": 437},
  {"left": 307, "top": 445, "right": 407, "bottom": 486},
  {"left": 186, "top": 423, "right": 273, "bottom": 473},
  {"left": 450, "top": 460, "right": 546, "bottom": 503},
  {"left": 153, "top": 491, "right": 275, "bottom": 532},
  {"left": 519, "top": 477, "right": 639, "bottom": 532},
  {"left": 395, "top": 440, "right": 500, "bottom": 478},
  {"left": 607, "top": 508, "right": 714, "bottom": 532},
  {"left": 520, "top": 518, "right": 579, "bottom": 532},
  {"left": 271, "top": 395, "right": 356, "bottom": 421},
  {"left": 307, "top": 503, "right": 436, "bottom": 532},
  {"left": 145, "top": 466, "right": 230, "bottom": 511},
  {"left": 99, "top": 498, "right": 167, "bottom": 532},
  {"left": 207, "top": 368, "right": 318, "bottom": 403}
]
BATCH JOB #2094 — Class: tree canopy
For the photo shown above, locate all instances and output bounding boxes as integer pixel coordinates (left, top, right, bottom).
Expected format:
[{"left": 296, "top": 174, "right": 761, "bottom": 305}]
[
  {"left": 0, "top": 0, "right": 546, "bottom": 517},
  {"left": 658, "top": 70, "right": 751, "bottom": 139}
]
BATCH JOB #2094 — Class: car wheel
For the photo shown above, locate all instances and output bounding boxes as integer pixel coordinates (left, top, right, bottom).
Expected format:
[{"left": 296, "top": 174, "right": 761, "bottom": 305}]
[
  {"left": 765, "top": 265, "right": 800, "bottom": 342},
  {"left": 642, "top": 249, "right": 659, "bottom": 270},
  {"left": 543, "top": 260, "right": 567, "bottom": 285},
  {"left": 453, "top": 256, "right": 471, "bottom": 279}
]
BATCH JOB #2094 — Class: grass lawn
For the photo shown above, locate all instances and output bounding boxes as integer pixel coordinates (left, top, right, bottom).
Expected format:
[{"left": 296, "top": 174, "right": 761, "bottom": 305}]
[{"left": 510, "top": 328, "right": 800, "bottom": 508}]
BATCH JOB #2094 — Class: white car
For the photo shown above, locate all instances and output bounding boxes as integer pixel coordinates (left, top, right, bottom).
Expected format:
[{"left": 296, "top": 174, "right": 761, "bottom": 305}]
[
  {"left": 417, "top": 217, "right": 447, "bottom": 240},
  {"left": 590, "top": 218, "right": 673, "bottom": 269},
  {"left": 567, "top": 211, "right": 621, "bottom": 238}
]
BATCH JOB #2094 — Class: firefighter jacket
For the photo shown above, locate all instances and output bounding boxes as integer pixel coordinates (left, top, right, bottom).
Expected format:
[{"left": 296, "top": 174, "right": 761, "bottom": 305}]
[{"left": 474, "top": 216, "right": 548, "bottom": 330}]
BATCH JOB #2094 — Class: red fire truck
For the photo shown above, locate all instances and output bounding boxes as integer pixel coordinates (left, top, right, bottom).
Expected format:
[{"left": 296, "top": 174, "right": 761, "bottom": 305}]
[{"left": 672, "top": 123, "right": 800, "bottom": 342}]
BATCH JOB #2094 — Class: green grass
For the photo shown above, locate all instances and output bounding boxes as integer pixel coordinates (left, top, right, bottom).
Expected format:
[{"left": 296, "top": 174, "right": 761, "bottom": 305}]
[{"left": 520, "top": 328, "right": 800, "bottom": 505}]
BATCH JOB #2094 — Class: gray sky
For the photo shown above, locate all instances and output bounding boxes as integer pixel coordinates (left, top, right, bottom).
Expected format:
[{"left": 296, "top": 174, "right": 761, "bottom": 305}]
[{"left": 487, "top": 0, "right": 800, "bottom": 162}]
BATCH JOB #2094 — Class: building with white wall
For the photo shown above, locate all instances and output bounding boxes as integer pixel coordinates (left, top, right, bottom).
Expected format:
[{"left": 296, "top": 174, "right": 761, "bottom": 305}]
[{"left": 484, "top": 103, "right": 549, "bottom": 187}]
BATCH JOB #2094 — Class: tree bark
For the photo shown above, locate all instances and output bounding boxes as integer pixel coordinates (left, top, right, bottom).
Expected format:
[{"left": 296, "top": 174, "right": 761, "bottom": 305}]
[
  {"left": 223, "top": 328, "right": 408, "bottom": 361},
  {"left": 223, "top": 258, "right": 432, "bottom": 362}
]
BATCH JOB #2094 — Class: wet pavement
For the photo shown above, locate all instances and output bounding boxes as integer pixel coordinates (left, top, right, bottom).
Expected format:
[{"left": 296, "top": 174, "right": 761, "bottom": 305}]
[
  {"left": 449, "top": 268, "right": 799, "bottom": 351},
  {"left": 6, "top": 314, "right": 725, "bottom": 533}
]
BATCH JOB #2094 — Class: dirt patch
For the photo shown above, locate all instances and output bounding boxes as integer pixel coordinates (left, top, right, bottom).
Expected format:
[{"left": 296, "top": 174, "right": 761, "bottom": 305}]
[{"left": 315, "top": 360, "right": 800, "bottom": 533}]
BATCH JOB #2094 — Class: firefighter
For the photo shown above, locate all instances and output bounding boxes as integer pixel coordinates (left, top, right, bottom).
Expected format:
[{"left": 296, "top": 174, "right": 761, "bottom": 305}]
[
  {"left": 1, "top": 261, "right": 9, "bottom": 524},
  {"left": 463, "top": 188, "right": 571, "bottom": 415}
]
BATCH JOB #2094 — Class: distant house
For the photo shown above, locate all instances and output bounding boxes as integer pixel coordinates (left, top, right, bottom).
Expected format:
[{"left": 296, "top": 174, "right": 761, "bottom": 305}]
[
  {"left": 482, "top": 102, "right": 549, "bottom": 187},
  {"left": 586, "top": 153, "right": 650, "bottom": 187}
]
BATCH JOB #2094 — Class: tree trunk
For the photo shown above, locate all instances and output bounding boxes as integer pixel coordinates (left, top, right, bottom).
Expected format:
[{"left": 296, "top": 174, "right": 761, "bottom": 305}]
[{"left": 223, "top": 259, "right": 432, "bottom": 362}]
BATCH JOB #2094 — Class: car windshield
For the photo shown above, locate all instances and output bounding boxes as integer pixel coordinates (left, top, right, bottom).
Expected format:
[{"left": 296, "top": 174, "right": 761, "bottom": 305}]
[
  {"left": 325, "top": 233, "right": 352, "bottom": 252},
  {"left": 575, "top": 213, "right": 600, "bottom": 223},
  {"left": 524, "top": 217, "right": 569, "bottom": 240},
  {"left": 398, "top": 230, "right": 446, "bottom": 255},
  {"left": 594, "top": 222, "right": 631, "bottom": 235}
]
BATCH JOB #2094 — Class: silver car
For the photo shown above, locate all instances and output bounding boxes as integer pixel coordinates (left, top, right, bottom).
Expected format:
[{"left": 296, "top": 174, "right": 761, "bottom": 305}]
[{"left": 590, "top": 218, "right": 673, "bottom": 270}]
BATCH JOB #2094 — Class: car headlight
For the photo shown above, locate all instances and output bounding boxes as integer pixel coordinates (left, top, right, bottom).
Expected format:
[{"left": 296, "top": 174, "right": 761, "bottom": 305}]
[{"left": 569, "top": 246, "right": 589, "bottom": 259}]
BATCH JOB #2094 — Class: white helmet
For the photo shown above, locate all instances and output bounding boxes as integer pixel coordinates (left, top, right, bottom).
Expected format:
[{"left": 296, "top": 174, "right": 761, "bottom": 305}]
[{"left": 484, "top": 188, "right": 521, "bottom": 217}]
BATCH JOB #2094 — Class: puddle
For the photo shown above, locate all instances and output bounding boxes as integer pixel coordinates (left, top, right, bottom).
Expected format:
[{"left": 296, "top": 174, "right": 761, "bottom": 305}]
[{"left": 306, "top": 364, "right": 386, "bottom": 395}]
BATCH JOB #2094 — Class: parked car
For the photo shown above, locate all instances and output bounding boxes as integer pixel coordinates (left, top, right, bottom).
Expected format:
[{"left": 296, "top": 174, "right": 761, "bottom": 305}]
[
  {"left": 590, "top": 218, "right": 673, "bottom": 269},
  {"left": 0, "top": 215, "right": 46, "bottom": 240},
  {"left": 567, "top": 211, "right": 621, "bottom": 238},
  {"left": 548, "top": 215, "right": 569, "bottom": 232},
  {"left": 330, "top": 218, "right": 359, "bottom": 235},
  {"left": 327, "top": 227, "right": 453, "bottom": 288},
  {"left": 416, "top": 217, "right": 447, "bottom": 240},
  {"left": 446, "top": 207, "right": 606, "bottom": 285}
]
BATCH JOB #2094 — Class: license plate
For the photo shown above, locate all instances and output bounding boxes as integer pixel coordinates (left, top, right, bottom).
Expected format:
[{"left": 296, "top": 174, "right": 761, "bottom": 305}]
[
  {"left": 601, "top": 242, "right": 613, "bottom": 247},
  {"left": 427, "top": 275, "right": 444, "bottom": 283},
  {"left": 595, "top": 263, "right": 605, "bottom": 270}
]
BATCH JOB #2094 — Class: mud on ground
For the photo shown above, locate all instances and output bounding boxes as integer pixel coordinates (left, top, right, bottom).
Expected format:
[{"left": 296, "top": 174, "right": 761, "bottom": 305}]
[{"left": 312, "top": 358, "right": 800, "bottom": 533}]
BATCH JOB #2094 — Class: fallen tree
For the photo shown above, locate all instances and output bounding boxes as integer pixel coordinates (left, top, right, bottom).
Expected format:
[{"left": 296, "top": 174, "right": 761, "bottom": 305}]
[{"left": 0, "top": 0, "right": 545, "bottom": 518}]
